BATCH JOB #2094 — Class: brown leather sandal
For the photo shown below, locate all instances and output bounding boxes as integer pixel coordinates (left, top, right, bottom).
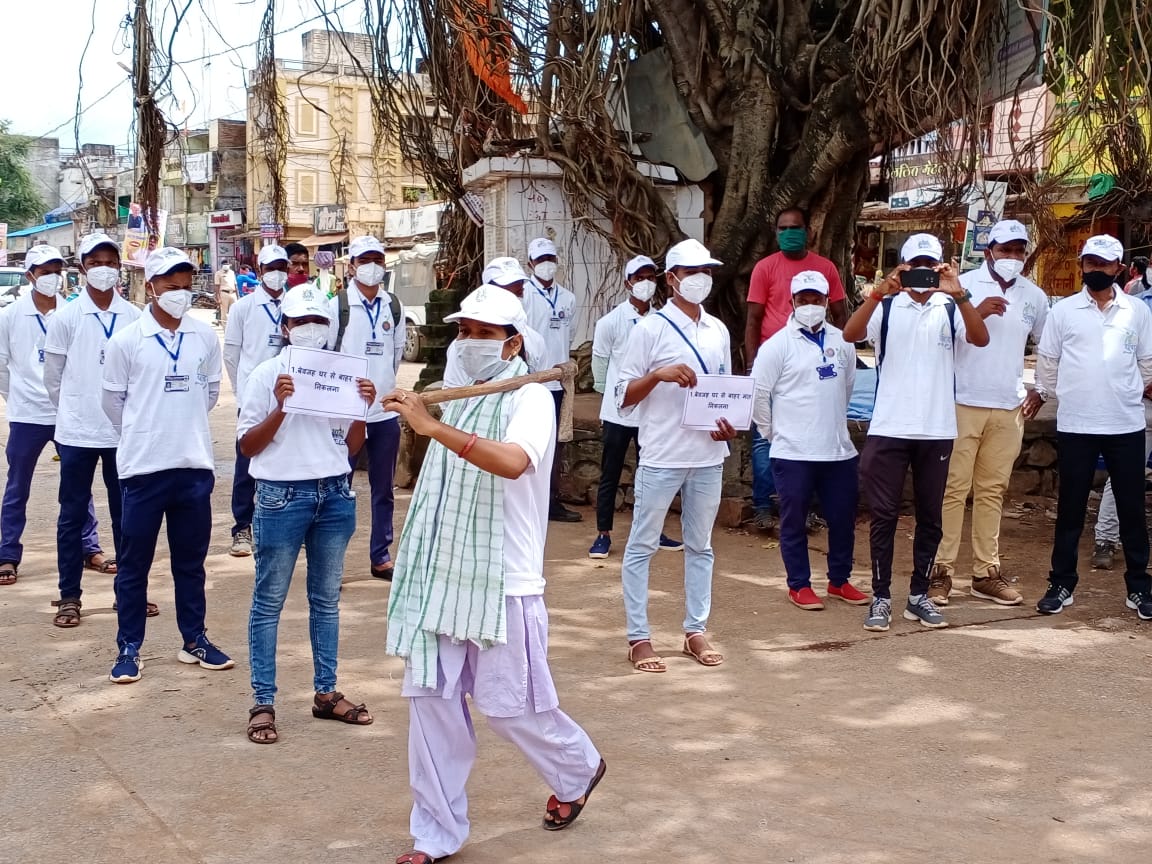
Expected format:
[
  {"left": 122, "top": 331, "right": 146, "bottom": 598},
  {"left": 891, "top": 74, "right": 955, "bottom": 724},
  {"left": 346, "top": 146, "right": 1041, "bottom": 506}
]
[
  {"left": 312, "top": 691, "right": 373, "bottom": 725},
  {"left": 0, "top": 563, "right": 17, "bottom": 586},
  {"left": 628, "top": 639, "right": 666, "bottom": 673},
  {"left": 682, "top": 632, "right": 724, "bottom": 667},
  {"left": 84, "top": 553, "right": 118, "bottom": 574},
  {"left": 113, "top": 599, "right": 160, "bottom": 617},
  {"left": 395, "top": 852, "right": 444, "bottom": 864},
  {"left": 53, "top": 598, "right": 82, "bottom": 628},
  {"left": 247, "top": 705, "right": 278, "bottom": 744}
]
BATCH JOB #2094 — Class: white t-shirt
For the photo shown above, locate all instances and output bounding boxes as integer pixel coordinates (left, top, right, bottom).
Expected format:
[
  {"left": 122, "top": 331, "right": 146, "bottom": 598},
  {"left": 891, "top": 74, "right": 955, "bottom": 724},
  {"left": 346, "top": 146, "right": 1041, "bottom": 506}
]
[
  {"left": 238, "top": 354, "right": 355, "bottom": 481},
  {"left": 326, "top": 284, "right": 404, "bottom": 423},
  {"left": 751, "top": 319, "right": 857, "bottom": 461},
  {"left": 866, "top": 293, "right": 968, "bottom": 440},
  {"left": 44, "top": 289, "right": 141, "bottom": 447},
  {"left": 102, "top": 309, "right": 222, "bottom": 479},
  {"left": 593, "top": 299, "right": 646, "bottom": 427},
  {"left": 614, "top": 301, "right": 731, "bottom": 468},
  {"left": 954, "top": 264, "right": 1048, "bottom": 410},
  {"left": 0, "top": 294, "right": 63, "bottom": 424},
  {"left": 224, "top": 286, "right": 285, "bottom": 403},
  {"left": 523, "top": 278, "right": 576, "bottom": 392},
  {"left": 1037, "top": 288, "right": 1152, "bottom": 435}
]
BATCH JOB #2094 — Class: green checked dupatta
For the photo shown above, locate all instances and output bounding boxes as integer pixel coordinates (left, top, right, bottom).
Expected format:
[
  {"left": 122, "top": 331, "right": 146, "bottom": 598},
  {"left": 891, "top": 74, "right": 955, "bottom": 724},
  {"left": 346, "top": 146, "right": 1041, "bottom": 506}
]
[{"left": 386, "top": 356, "right": 529, "bottom": 689}]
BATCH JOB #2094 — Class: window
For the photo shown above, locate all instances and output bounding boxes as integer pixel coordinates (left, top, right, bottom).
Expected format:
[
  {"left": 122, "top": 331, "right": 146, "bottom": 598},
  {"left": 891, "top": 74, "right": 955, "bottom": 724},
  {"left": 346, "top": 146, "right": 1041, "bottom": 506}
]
[
  {"left": 295, "top": 100, "right": 318, "bottom": 137},
  {"left": 402, "top": 185, "right": 429, "bottom": 204},
  {"left": 296, "top": 172, "right": 318, "bottom": 206}
]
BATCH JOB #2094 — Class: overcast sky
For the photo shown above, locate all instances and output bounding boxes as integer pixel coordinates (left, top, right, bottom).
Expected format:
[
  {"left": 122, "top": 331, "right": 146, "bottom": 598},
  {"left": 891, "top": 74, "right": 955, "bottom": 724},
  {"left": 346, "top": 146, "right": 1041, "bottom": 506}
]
[{"left": 5, "top": 0, "right": 362, "bottom": 151}]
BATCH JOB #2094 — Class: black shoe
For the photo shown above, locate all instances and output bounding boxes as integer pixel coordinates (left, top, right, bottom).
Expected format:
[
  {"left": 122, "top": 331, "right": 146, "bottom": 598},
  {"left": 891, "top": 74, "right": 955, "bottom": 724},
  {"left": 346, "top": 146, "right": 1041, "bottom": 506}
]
[
  {"left": 1126, "top": 592, "right": 1152, "bottom": 621},
  {"left": 549, "top": 503, "right": 583, "bottom": 523},
  {"left": 1036, "top": 583, "right": 1075, "bottom": 615}
]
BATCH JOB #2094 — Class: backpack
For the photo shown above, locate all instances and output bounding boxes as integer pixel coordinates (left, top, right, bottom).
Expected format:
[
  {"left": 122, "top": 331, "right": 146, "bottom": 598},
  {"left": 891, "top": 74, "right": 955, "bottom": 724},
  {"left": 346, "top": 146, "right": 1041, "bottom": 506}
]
[{"left": 334, "top": 275, "right": 400, "bottom": 352}]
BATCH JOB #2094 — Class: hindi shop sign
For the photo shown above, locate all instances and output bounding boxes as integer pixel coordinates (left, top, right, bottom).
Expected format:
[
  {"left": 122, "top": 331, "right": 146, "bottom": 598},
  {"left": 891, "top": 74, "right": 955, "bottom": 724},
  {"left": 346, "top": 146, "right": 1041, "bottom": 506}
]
[
  {"left": 313, "top": 204, "right": 348, "bottom": 235},
  {"left": 680, "top": 375, "right": 755, "bottom": 431},
  {"left": 209, "top": 210, "right": 243, "bottom": 228},
  {"left": 281, "top": 346, "right": 370, "bottom": 422}
]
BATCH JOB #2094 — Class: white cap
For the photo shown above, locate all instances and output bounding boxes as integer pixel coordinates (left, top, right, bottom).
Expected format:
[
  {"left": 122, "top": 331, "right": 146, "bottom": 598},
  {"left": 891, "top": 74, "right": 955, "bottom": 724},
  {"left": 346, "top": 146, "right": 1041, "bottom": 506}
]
[
  {"left": 444, "top": 284, "right": 526, "bottom": 328},
  {"left": 625, "top": 255, "right": 657, "bottom": 279},
  {"left": 78, "top": 233, "right": 119, "bottom": 259},
  {"left": 257, "top": 244, "right": 289, "bottom": 266},
  {"left": 665, "top": 239, "right": 722, "bottom": 269},
  {"left": 901, "top": 233, "right": 944, "bottom": 263},
  {"left": 25, "top": 245, "right": 65, "bottom": 269},
  {"left": 528, "top": 237, "right": 557, "bottom": 261},
  {"left": 790, "top": 270, "right": 830, "bottom": 296},
  {"left": 1080, "top": 234, "right": 1124, "bottom": 262},
  {"left": 482, "top": 256, "right": 528, "bottom": 287},
  {"left": 280, "top": 284, "right": 331, "bottom": 321},
  {"left": 348, "top": 235, "right": 385, "bottom": 259},
  {"left": 987, "top": 219, "right": 1029, "bottom": 246},
  {"left": 144, "top": 247, "right": 194, "bottom": 281}
]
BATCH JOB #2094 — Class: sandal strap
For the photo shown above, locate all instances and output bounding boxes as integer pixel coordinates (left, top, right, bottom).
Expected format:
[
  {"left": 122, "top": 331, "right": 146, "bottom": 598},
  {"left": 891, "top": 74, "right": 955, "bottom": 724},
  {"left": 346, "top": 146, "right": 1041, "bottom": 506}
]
[{"left": 249, "top": 704, "right": 275, "bottom": 719}]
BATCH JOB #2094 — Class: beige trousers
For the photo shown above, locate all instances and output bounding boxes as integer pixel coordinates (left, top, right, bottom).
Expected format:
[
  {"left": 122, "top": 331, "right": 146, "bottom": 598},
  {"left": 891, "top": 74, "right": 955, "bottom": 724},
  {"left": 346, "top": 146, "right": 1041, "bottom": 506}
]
[
  {"left": 938, "top": 403, "right": 1025, "bottom": 577},
  {"left": 218, "top": 290, "right": 235, "bottom": 324}
]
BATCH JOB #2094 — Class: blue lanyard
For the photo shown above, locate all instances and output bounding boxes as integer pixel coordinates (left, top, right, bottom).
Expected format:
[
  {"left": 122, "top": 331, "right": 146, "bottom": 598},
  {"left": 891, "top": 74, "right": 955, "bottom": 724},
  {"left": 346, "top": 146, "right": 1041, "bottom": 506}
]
[
  {"left": 261, "top": 300, "right": 281, "bottom": 327},
  {"left": 535, "top": 285, "right": 558, "bottom": 314},
  {"left": 153, "top": 332, "right": 185, "bottom": 373},
  {"left": 95, "top": 312, "right": 119, "bottom": 340},
  {"left": 34, "top": 314, "right": 48, "bottom": 335},
  {"left": 798, "top": 327, "right": 827, "bottom": 359},
  {"left": 362, "top": 297, "right": 382, "bottom": 339},
  {"left": 656, "top": 312, "right": 709, "bottom": 374}
]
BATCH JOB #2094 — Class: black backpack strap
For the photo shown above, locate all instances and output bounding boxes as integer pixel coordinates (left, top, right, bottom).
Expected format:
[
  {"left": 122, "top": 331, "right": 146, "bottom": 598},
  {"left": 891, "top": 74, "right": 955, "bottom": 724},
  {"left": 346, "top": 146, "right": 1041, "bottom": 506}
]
[
  {"left": 946, "top": 298, "right": 957, "bottom": 343},
  {"left": 388, "top": 292, "right": 402, "bottom": 330},
  {"left": 876, "top": 296, "right": 894, "bottom": 374},
  {"left": 335, "top": 289, "right": 350, "bottom": 352}
]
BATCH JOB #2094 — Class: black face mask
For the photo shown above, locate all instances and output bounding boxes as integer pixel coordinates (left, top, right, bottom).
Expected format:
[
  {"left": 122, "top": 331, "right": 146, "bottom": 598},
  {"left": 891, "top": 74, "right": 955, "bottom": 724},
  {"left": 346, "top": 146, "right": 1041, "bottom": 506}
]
[{"left": 1083, "top": 270, "right": 1117, "bottom": 292}]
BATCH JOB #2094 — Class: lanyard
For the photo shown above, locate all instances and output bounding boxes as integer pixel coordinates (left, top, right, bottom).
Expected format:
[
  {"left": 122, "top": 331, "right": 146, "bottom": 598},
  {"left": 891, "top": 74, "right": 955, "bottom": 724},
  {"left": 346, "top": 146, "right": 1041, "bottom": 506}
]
[
  {"left": 261, "top": 299, "right": 281, "bottom": 327},
  {"left": 34, "top": 314, "right": 48, "bottom": 336},
  {"left": 656, "top": 312, "right": 709, "bottom": 374},
  {"left": 153, "top": 332, "right": 185, "bottom": 373},
  {"left": 798, "top": 327, "right": 827, "bottom": 359},
  {"left": 535, "top": 285, "right": 558, "bottom": 314},
  {"left": 95, "top": 312, "right": 119, "bottom": 340},
  {"left": 362, "top": 297, "right": 382, "bottom": 338}
]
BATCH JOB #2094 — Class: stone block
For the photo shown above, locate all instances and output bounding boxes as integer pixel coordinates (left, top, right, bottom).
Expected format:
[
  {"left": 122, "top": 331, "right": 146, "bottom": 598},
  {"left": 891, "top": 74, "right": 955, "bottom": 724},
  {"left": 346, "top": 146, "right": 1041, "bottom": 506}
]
[
  {"left": 1026, "top": 439, "right": 1058, "bottom": 468},
  {"left": 716, "top": 497, "right": 751, "bottom": 529},
  {"left": 1008, "top": 469, "right": 1041, "bottom": 496}
]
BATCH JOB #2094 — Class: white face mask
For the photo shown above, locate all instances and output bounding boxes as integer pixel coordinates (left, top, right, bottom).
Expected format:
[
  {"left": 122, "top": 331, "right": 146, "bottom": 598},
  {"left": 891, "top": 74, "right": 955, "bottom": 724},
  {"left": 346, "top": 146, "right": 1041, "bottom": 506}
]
[
  {"left": 675, "top": 272, "right": 713, "bottom": 305},
  {"left": 85, "top": 266, "right": 119, "bottom": 292},
  {"left": 457, "top": 336, "right": 513, "bottom": 381},
  {"left": 630, "top": 279, "right": 657, "bottom": 303},
  {"left": 992, "top": 258, "right": 1025, "bottom": 283},
  {"left": 355, "top": 262, "right": 385, "bottom": 287},
  {"left": 287, "top": 322, "right": 329, "bottom": 349},
  {"left": 155, "top": 289, "right": 193, "bottom": 319},
  {"left": 262, "top": 270, "right": 288, "bottom": 293},
  {"left": 34, "top": 273, "right": 62, "bottom": 297},
  {"left": 534, "top": 261, "right": 558, "bottom": 282},
  {"left": 793, "top": 303, "right": 827, "bottom": 331}
]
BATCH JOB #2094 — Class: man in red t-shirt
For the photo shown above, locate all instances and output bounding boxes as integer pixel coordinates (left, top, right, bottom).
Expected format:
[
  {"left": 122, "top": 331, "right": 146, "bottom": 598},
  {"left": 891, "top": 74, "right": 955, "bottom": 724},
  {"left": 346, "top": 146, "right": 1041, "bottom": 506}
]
[{"left": 743, "top": 207, "right": 849, "bottom": 531}]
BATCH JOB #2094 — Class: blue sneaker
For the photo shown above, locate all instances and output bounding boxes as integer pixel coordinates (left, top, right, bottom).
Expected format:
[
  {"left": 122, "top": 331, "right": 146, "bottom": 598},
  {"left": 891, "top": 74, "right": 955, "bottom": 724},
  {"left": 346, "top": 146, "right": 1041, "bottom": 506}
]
[
  {"left": 109, "top": 645, "right": 142, "bottom": 684},
  {"left": 658, "top": 534, "right": 684, "bottom": 551},
  {"left": 588, "top": 534, "right": 611, "bottom": 559},
  {"left": 178, "top": 633, "right": 235, "bottom": 671}
]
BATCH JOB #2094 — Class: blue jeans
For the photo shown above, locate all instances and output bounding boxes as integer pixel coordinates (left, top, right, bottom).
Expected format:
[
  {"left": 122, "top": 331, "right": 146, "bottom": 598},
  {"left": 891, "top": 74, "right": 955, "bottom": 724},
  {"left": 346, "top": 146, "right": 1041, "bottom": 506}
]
[
  {"left": 115, "top": 468, "right": 214, "bottom": 650},
  {"left": 249, "top": 476, "right": 356, "bottom": 705},
  {"left": 621, "top": 464, "right": 723, "bottom": 641},
  {"left": 1, "top": 422, "right": 100, "bottom": 564},
  {"left": 773, "top": 458, "right": 858, "bottom": 590},
  {"left": 751, "top": 425, "right": 776, "bottom": 512},
  {"left": 57, "top": 444, "right": 121, "bottom": 600},
  {"left": 350, "top": 418, "right": 400, "bottom": 567}
]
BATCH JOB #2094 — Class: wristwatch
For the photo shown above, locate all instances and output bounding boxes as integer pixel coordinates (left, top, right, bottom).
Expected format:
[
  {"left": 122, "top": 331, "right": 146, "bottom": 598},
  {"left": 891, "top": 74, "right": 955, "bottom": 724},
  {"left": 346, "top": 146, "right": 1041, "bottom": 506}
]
[{"left": 955, "top": 289, "right": 973, "bottom": 304}]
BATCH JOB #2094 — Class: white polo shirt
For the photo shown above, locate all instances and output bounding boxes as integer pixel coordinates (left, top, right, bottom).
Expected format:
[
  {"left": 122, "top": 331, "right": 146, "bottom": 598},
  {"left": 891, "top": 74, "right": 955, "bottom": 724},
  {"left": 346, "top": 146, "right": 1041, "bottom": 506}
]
[
  {"left": 1038, "top": 288, "right": 1152, "bottom": 434},
  {"left": 751, "top": 318, "right": 857, "bottom": 461},
  {"left": 44, "top": 289, "right": 141, "bottom": 447},
  {"left": 238, "top": 354, "right": 354, "bottom": 481},
  {"left": 224, "top": 285, "right": 285, "bottom": 403},
  {"left": 0, "top": 294, "right": 64, "bottom": 424},
  {"left": 955, "top": 263, "right": 1048, "bottom": 409},
  {"left": 614, "top": 300, "right": 731, "bottom": 468},
  {"left": 326, "top": 283, "right": 405, "bottom": 423},
  {"left": 593, "top": 299, "right": 646, "bottom": 427},
  {"left": 524, "top": 278, "right": 576, "bottom": 392},
  {"left": 867, "top": 293, "right": 967, "bottom": 440},
  {"left": 102, "top": 309, "right": 222, "bottom": 479}
]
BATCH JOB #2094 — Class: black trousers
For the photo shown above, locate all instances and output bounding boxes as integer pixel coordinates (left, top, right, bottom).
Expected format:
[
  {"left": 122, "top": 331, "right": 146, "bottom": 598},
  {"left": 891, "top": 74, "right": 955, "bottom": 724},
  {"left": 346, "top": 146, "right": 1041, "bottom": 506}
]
[
  {"left": 596, "top": 421, "right": 640, "bottom": 531},
  {"left": 861, "top": 436, "right": 953, "bottom": 599},
  {"left": 1052, "top": 431, "right": 1151, "bottom": 595},
  {"left": 550, "top": 389, "right": 565, "bottom": 503}
]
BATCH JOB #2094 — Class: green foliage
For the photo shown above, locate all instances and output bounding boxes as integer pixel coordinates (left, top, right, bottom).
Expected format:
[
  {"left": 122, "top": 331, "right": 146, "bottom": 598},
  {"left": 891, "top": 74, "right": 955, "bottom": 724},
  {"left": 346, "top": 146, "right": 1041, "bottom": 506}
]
[{"left": 0, "top": 120, "right": 46, "bottom": 229}]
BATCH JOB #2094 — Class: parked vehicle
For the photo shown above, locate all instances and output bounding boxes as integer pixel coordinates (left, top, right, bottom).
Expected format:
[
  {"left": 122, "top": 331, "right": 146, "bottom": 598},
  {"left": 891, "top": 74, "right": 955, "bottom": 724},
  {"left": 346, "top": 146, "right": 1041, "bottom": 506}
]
[
  {"left": 389, "top": 243, "right": 438, "bottom": 362},
  {"left": 0, "top": 267, "right": 30, "bottom": 308}
]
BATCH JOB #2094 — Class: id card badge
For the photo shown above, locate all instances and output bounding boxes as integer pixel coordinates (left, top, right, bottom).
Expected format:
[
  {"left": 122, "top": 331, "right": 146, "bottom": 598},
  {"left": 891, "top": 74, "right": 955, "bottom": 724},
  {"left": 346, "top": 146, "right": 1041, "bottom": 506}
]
[
  {"left": 549, "top": 316, "right": 561, "bottom": 330},
  {"left": 365, "top": 341, "right": 386, "bottom": 356},
  {"left": 816, "top": 363, "right": 837, "bottom": 380},
  {"left": 37, "top": 348, "right": 45, "bottom": 364},
  {"left": 164, "top": 375, "right": 190, "bottom": 393},
  {"left": 267, "top": 333, "right": 284, "bottom": 348},
  {"left": 99, "top": 348, "right": 106, "bottom": 366}
]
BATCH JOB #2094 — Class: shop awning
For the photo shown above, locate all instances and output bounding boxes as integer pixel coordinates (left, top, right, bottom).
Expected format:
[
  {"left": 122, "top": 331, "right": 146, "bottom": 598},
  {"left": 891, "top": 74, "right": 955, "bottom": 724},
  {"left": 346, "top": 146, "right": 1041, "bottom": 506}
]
[{"left": 299, "top": 233, "right": 348, "bottom": 247}]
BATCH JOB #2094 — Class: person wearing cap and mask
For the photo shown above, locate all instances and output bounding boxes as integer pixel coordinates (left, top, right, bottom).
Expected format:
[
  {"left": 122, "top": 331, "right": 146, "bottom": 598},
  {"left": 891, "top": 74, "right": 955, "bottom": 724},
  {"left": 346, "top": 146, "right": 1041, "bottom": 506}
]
[
  {"left": 0, "top": 242, "right": 110, "bottom": 588},
  {"left": 223, "top": 243, "right": 293, "bottom": 558},
  {"left": 238, "top": 284, "right": 378, "bottom": 744},
  {"left": 383, "top": 285, "right": 604, "bottom": 864},
  {"left": 43, "top": 237, "right": 142, "bottom": 628},
  {"left": 523, "top": 238, "right": 582, "bottom": 523},
  {"left": 1033, "top": 235, "right": 1152, "bottom": 622},
  {"left": 751, "top": 270, "right": 870, "bottom": 612},
  {"left": 327, "top": 235, "right": 406, "bottom": 580},
  {"left": 930, "top": 220, "right": 1048, "bottom": 608},
  {"left": 101, "top": 247, "right": 233, "bottom": 684},
  {"left": 614, "top": 238, "right": 737, "bottom": 673},
  {"left": 587, "top": 255, "right": 683, "bottom": 559},
  {"left": 744, "top": 207, "right": 849, "bottom": 534},
  {"left": 842, "top": 233, "right": 989, "bottom": 633},
  {"left": 215, "top": 260, "right": 238, "bottom": 325}
]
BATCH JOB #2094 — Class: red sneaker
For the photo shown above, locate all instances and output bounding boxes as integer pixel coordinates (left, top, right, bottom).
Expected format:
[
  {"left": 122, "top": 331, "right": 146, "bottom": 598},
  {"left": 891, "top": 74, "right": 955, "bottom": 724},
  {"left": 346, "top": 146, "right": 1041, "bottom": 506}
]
[
  {"left": 828, "top": 581, "right": 871, "bottom": 606},
  {"left": 788, "top": 586, "right": 825, "bottom": 610}
]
